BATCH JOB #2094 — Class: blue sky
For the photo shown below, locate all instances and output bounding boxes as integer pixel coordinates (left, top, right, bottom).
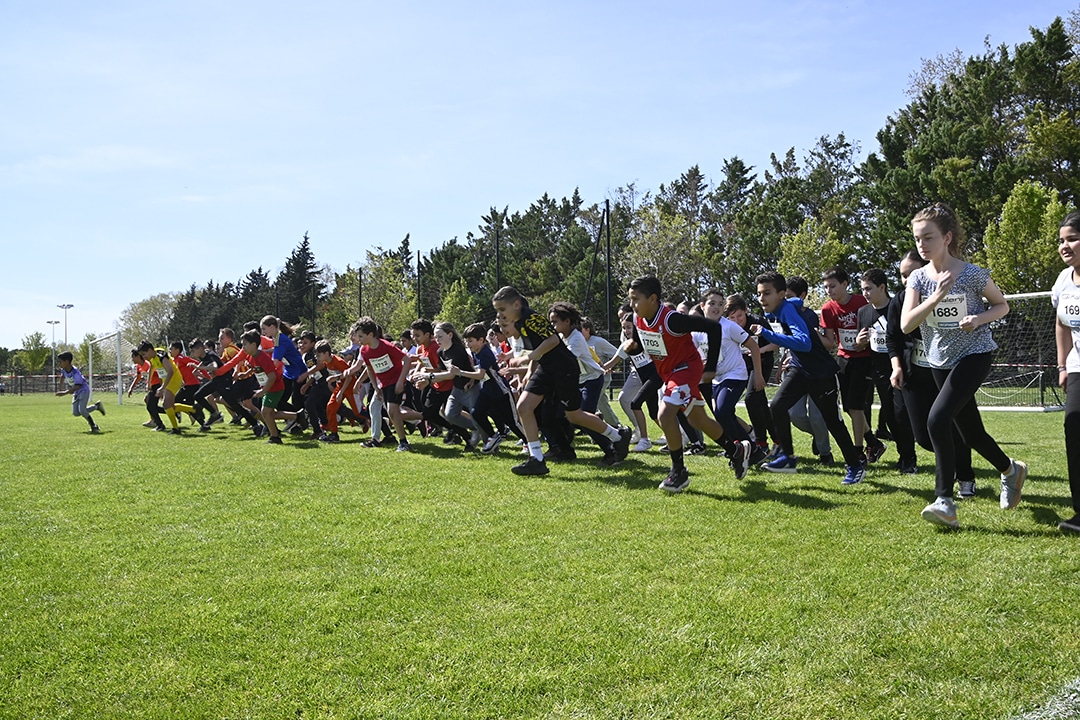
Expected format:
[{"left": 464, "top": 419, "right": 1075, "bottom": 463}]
[{"left": 0, "top": 0, "right": 1071, "bottom": 350}]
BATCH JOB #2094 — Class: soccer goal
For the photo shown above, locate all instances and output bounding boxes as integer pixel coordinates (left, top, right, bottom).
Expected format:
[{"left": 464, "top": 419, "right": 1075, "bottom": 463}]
[
  {"left": 981, "top": 291, "right": 1062, "bottom": 411},
  {"left": 87, "top": 332, "right": 140, "bottom": 404}
]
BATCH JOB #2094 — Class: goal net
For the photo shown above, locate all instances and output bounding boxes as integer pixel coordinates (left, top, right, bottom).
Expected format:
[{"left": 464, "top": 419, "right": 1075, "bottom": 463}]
[{"left": 981, "top": 291, "right": 1062, "bottom": 410}]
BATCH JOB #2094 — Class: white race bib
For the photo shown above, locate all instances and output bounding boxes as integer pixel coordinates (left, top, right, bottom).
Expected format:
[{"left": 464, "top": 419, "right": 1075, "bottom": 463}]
[
  {"left": 1058, "top": 287, "right": 1080, "bottom": 328},
  {"left": 927, "top": 294, "right": 969, "bottom": 329},
  {"left": 637, "top": 328, "right": 668, "bottom": 358},
  {"left": 869, "top": 320, "right": 888, "bottom": 354},
  {"left": 912, "top": 341, "right": 929, "bottom": 368},
  {"left": 838, "top": 328, "right": 859, "bottom": 351},
  {"left": 369, "top": 354, "right": 394, "bottom": 374},
  {"left": 254, "top": 370, "right": 268, "bottom": 385},
  {"left": 155, "top": 367, "right": 168, "bottom": 380},
  {"left": 418, "top": 356, "right": 434, "bottom": 370},
  {"left": 630, "top": 351, "right": 652, "bottom": 369}
]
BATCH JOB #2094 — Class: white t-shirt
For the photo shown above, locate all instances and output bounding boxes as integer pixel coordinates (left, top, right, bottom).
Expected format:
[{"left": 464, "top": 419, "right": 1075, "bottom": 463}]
[
  {"left": 713, "top": 317, "right": 750, "bottom": 383},
  {"left": 1053, "top": 266, "right": 1080, "bottom": 373}
]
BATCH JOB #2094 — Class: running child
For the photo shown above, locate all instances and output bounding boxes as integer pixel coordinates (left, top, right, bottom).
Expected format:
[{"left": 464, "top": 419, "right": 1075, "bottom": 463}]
[
  {"left": 492, "top": 286, "right": 632, "bottom": 476},
  {"left": 750, "top": 272, "right": 866, "bottom": 484},
  {"left": 627, "top": 276, "right": 753, "bottom": 492},
  {"left": 1055, "top": 211, "right": 1080, "bottom": 533},
  {"left": 55, "top": 351, "right": 104, "bottom": 433},
  {"left": 901, "top": 202, "right": 1026, "bottom": 528}
]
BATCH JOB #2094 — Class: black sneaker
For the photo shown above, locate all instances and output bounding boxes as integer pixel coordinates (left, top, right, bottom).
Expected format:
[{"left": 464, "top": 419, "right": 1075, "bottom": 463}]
[
  {"left": 686, "top": 441, "right": 708, "bottom": 456},
  {"left": 748, "top": 444, "right": 769, "bottom": 467},
  {"left": 958, "top": 480, "right": 976, "bottom": 499},
  {"left": 897, "top": 457, "right": 918, "bottom": 475},
  {"left": 866, "top": 438, "right": 887, "bottom": 463},
  {"left": 252, "top": 425, "right": 267, "bottom": 438},
  {"left": 659, "top": 467, "right": 690, "bottom": 493},
  {"left": 208, "top": 412, "right": 224, "bottom": 425},
  {"left": 169, "top": 428, "right": 182, "bottom": 436},
  {"left": 544, "top": 448, "right": 577, "bottom": 463},
  {"left": 95, "top": 401, "right": 106, "bottom": 416},
  {"left": 1059, "top": 515, "right": 1080, "bottom": 533},
  {"left": 729, "top": 440, "right": 752, "bottom": 480},
  {"left": 599, "top": 452, "right": 621, "bottom": 467},
  {"left": 613, "top": 426, "right": 632, "bottom": 461},
  {"left": 229, "top": 417, "right": 243, "bottom": 426},
  {"left": 266, "top": 435, "right": 283, "bottom": 445},
  {"left": 198, "top": 424, "right": 212, "bottom": 433},
  {"left": 819, "top": 453, "right": 835, "bottom": 467},
  {"left": 512, "top": 457, "right": 550, "bottom": 476},
  {"left": 319, "top": 432, "right": 340, "bottom": 443}
]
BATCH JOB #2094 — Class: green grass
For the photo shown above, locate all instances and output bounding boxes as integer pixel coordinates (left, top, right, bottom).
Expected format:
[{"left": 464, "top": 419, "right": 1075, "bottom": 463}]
[{"left": 1, "top": 394, "right": 1077, "bottom": 719}]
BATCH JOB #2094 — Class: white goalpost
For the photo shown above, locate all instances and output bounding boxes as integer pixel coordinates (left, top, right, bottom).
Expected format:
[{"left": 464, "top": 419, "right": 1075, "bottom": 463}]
[
  {"left": 88, "top": 332, "right": 138, "bottom": 405},
  {"left": 980, "top": 291, "right": 1062, "bottom": 411}
]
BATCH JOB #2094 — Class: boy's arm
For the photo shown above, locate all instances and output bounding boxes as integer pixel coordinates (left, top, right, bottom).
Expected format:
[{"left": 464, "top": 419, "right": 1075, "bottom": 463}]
[
  {"left": 666, "top": 313, "right": 724, "bottom": 372},
  {"left": 512, "top": 333, "right": 563, "bottom": 367},
  {"left": 743, "top": 336, "right": 765, "bottom": 391},
  {"left": 757, "top": 305, "right": 812, "bottom": 352}
]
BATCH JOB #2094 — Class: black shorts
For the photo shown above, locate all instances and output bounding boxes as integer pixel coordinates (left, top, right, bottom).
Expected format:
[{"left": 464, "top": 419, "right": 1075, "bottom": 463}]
[
  {"left": 234, "top": 376, "right": 259, "bottom": 402},
  {"left": 524, "top": 365, "right": 581, "bottom": 412},
  {"left": 380, "top": 385, "right": 403, "bottom": 406},
  {"left": 838, "top": 356, "right": 873, "bottom": 412}
]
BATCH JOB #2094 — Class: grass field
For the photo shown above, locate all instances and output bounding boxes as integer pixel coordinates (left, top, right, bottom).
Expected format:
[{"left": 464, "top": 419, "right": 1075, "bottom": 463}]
[{"left": 2, "top": 393, "right": 1078, "bottom": 719}]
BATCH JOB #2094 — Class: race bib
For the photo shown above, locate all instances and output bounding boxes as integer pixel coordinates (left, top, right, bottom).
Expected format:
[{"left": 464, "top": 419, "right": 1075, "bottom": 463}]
[
  {"left": 869, "top": 321, "right": 888, "bottom": 354},
  {"left": 637, "top": 328, "right": 668, "bottom": 358},
  {"left": 912, "top": 341, "right": 929, "bottom": 368},
  {"left": 156, "top": 367, "right": 168, "bottom": 380},
  {"left": 630, "top": 351, "right": 652, "bottom": 369},
  {"left": 369, "top": 354, "right": 394, "bottom": 374},
  {"left": 1058, "top": 288, "right": 1080, "bottom": 328},
  {"left": 927, "top": 294, "right": 969, "bottom": 329},
  {"left": 418, "top": 356, "right": 434, "bottom": 370},
  {"left": 838, "top": 328, "right": 859, "bottom": 351},
  {"left": 254, "top": 370, "right": 268, "bottom": 385}
]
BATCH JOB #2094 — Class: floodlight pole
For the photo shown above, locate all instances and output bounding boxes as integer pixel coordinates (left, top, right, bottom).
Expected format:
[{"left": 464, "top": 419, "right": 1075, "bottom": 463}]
[
  {"left": 47, "top": 320, "right": 60, "bottom": 390},
  {"left": 57, "top": 303, "right": 73, "bottom": 346}
]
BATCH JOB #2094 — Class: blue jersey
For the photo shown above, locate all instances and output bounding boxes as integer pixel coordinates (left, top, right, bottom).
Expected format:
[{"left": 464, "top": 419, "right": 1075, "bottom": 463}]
[
  {"left": 758, "top": 298, "right": 839, "bottom": 379},
  {"left": 60, "top": 365, "right": 89, "bottom": 396}
]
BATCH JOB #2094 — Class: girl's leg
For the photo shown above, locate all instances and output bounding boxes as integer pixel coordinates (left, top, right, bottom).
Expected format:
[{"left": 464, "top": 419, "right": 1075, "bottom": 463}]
[{"left": 1066, "top": 373, "right": 1080, "bottom": 516}]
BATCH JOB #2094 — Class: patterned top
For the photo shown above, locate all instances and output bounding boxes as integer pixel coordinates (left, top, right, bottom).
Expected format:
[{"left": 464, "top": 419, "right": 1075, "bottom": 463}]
[{"left": 908, "top": 262, "right": 997, "bottom": 369}]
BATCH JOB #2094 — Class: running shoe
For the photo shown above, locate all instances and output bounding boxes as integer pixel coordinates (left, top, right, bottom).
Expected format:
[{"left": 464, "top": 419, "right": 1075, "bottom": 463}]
[
  {"left": 686, "top": 441, "right": 708, "bottom": 456},
  {"left": 362, "top": 437, "right": 383, "bottom": 448},
  {"left": 266, "top": 435, "right": 283, "bottom": 445},
  {"left": 198, "top": 424, "right": 212, "bottom": 433},
  {"left": 841, "top": 461, "right": 867, "bottom": 485},
  {"left": 921, "top": 496, "right": 958, "bottom": 528},
  {"left": 631, "top": 438, "right": 653, "bottom": 453},
  {"left": 1000, "top": 459, "right": 1027, "bottom": 510},
  {"left": 613, "top": 426, "right": 633, "bottom": 461},
  {"left": 763, "top": 453, "right": 797, "bottom": 473},
  {"left": 143, "top": 420, "right": 156, "bottom": 428},
  {"left": 729, "top": 440, "right": 752, "bottom": 480},
  {"left": 897, "top": 458, "right": 918, "bottom": 475},
  {"left": 481, "top": 433, "right": 504, "bottom": 454},
  {"left": 208, "top": 412, "right": 224, "bottom": 425},
  {"left": 170, "top": 428, "right": 182, "bottom": 436},
  {"left": 958, "top": 480, "right": 976, "bottom": 499},
  {"left": 319, "top": 432, "right": 340, "bottom": 443},
  {"left": 866, "top": 438, "right": 887, "bottom": 463},
  {"left": 395, "top": 440, "right": 412, "bottom": 453},
  {"left": 512, "top": 457, "right": 550, "bottom": 476},
  {"left": 90, "top": 426, "right": 101, "bottom": 434},
  {"left": 1058, "top": 515, "right": 1080, "bottom": 534},
  {"left": 659, "top": 467, "right": 690, "bottom": 493},
  {"left": 748, "top": 444, "right": 769, "bottom": 466},
  {"left": 95, "top": 401, "right": 105, "bottom": 416}
]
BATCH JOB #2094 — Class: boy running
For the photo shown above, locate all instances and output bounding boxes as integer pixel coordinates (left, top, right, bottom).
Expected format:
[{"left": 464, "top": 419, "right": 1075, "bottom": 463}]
[{"left": 55, "top": 351, "right": 104, "bottom": 433}]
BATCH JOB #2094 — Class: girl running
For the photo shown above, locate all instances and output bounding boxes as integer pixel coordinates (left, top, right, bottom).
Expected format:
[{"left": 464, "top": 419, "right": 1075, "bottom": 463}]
[
  {"left": 901, "top": 202, "right": 1026, "bottom": 528},
  {"left": 1054, "top": 211, "right": 1080, "bottom": 533}
]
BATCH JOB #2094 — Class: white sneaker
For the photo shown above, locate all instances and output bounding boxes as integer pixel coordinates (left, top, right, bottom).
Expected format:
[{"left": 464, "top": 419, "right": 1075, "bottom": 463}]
[
  {"left": 921, "top": 497, "right": 959, "bottom": 528},
  {"left": 631, "top": 438, "right": 652, "bottom": 453},
  {"left": 630, "top": 429, "right": 641, "bottom": 444},
  {"left": 1000, "top": 459, "right": 1027, "bottom": 510}
]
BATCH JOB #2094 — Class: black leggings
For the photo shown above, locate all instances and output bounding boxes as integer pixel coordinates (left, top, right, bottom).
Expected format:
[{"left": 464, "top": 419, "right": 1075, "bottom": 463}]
[
  {"left": 928, "top": 353, "right": 1011, "bottom": 498},
  {"left": 769, "top": 369, "right": 859, "bottom": 466},
  {"left": 899, "top": 364, "right": 973, "bottom": 481},
  {"left": 1066, "top": 373, "right": 1080, "bottom": 515}
]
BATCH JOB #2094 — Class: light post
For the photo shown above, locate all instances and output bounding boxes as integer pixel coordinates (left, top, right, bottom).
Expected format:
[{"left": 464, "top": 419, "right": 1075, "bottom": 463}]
[
  {"left": 47, "top": 320, "right": 60, "bottom": 390},
  {"left": 57, "top": 303, "right": 73, "bottom": 346}
]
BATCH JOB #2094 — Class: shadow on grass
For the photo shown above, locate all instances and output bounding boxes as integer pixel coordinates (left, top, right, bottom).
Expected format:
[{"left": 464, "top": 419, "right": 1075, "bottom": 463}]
[{"left": 687, "top": 477, "right": 844, "bottom": 510}]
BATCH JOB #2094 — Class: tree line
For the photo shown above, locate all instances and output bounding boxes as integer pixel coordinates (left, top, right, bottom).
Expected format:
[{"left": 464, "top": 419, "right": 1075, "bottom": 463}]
[{"left": 6, "top": 15, "right": 1079, "bottom": 372}]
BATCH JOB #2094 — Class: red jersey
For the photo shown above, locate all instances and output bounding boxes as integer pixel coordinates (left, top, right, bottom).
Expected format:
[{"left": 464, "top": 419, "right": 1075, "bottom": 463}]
[
  {"left": 415, "top": 340, "right": 452, "bottom": 392},
  {"left": 361, "top": 339, "right": 407, "bottom": 389},
  {"left": 634, "top": 305, "right": 703, "bottom": 380},
  {"left": 137, "top": 359, "right": 160, "bottom": 388},
  {"left": 820, "top": 293, "right": 870, "bottom": 359},
  {"left": 248, "top": 349, "right": 285, "bottom": 393},
  {"left": 173, "top": 354, "right": 200, "bottom": 386}
]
